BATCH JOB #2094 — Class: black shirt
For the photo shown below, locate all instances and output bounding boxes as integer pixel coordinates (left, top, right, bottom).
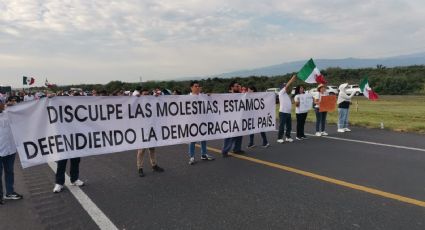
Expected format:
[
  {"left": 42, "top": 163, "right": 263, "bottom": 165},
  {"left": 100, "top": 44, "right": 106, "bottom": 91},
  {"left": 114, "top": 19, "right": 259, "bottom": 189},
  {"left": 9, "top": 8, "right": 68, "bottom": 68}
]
[{"left": 338, "top": 101, "right": 350, "bottom": 109}]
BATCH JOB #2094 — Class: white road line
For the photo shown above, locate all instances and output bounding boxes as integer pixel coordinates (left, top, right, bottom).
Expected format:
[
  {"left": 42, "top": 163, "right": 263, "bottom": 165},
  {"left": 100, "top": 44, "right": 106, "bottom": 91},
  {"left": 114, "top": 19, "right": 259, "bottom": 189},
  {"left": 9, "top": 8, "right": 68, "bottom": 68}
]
[
  {"left": 275, "top": 130, "right": 425, "bottom": 152},
  {"left": 48, "top": 162, "right": 118, "bottom": 230}
]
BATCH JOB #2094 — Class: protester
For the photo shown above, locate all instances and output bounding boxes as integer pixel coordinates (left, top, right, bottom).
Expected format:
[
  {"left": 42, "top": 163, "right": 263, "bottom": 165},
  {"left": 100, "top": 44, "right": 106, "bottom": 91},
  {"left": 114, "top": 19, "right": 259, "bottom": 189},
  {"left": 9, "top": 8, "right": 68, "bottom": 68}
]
[
  {"left": 135, "top": 89, "right": 164, "bottom": 177},
  {"left": 53, "top": 92, "right": 85, "bottom": 193},
  {"left": 314, "top": 84, "right": 329, "bottom": 136},
  {"left": 247, "top": 86, "right": 270, "bottom": 148},
  {"left": 7, "top": 91, "right": 20, "bottom": 104},
  {"left": 337, "top": 83, "right": 355, "bottom": 133},
  {"left": 277, "top": 75, "right": 297, "bottom": 143},
  {"left": 293, "top": 85, "right": 311, "bottom": 140},
  {"left": 187, "top": 81, "right": 215, "bottom": 164},
  {"left": 0, "top": 102, "right": 23, "bottom": 204},
  {"left": 221, "top": 81, "right": 245, "bottom": 157},
  {"left": 24, "top": 92, "right": 35, "bottom": 102}
]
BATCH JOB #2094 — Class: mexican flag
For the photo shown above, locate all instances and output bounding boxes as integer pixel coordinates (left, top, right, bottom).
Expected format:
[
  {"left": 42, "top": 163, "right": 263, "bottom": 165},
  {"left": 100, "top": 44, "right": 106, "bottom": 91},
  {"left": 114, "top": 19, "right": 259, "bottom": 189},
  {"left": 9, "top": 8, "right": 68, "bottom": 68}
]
[
  {"left": 23, "top": 76, "right": 35, "bottom": 85},
  {"left": 360, "top": 77, "right": 378, "bottom": 100},
  {"left": 297, "top": 58, "right": 327, "bottom": 84}
]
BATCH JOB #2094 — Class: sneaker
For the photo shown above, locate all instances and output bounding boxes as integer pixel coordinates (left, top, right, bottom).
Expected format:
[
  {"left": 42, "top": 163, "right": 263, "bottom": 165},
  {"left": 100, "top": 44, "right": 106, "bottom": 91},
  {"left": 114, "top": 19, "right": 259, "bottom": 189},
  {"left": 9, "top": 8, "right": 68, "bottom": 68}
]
[
  {"left": 152, "top": 165, "right": 164, "bottom": 172},
  {"left": 4, "top": 192, "right": 23, "bottom": 200},
  {"left": 138, "top": 168, "right": 145, "bottom": 177},
  {"left": 285, "top": 137, "right": 294, "bottom": 142},
  {"left": 53, "top": 184, "right": 64, "bottom": 193},
  {"left": 337, "top": 129, "right": 345, "bottom": 133},
  {"left": 295, "top": 137, "right": 302, "bottom": 141},
  {"left": 247, "top": 144, "right": 256, "bottom": 148},
  {"left": 315, "top": 132, "right": 322, "bottom": 137},
  {"left": 302, "top": 136, "right": 308, "bottom": 140},
  {"left": 277, "top": 139, "right": 284, "bottom": 143},
  {"left": 262, "top": 143, "right": 270, "bottom": 148},
  {"left": 71, "top": 179, "right": 85, "bottom": 187},
  {"left": 188, "top": 157, "right": 195, "bottom": 165},
  {"left": 232, "top": 150, "right": 246, "bottom": 155},
  {"left": 344, "top": 128, "right": 351, "bottom": 132},
  {"left": 321, "top": 131, "right": 328, "bottom": 136},
  {"left": 201, "top": 154, "right": 215, "bottom": 161}
]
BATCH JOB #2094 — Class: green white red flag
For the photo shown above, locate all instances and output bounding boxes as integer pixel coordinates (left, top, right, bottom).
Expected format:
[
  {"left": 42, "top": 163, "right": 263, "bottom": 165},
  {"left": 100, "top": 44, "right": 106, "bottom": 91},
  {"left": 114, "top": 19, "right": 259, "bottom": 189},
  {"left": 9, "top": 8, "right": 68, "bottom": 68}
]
[
  {"left": 297, "top": 58, "right": 327, "bottom": 84},
  {"left": 360, "top": 77, "right": 378, "bottom": 100}
]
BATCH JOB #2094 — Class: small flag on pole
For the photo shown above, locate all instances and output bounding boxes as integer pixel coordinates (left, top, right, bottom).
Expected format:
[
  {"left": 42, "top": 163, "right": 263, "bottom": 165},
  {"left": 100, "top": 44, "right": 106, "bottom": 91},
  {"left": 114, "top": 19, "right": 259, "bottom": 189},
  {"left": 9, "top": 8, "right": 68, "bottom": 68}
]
[
  {"left": 297, "top": 58, "right": 327, "bottom": 84},
  {"left": 360, "top": 77, "right": 378, "bottom": 100},
  {"left": 45, "top": 79, "right": 57, "bottom": 88},
  {"left": 23, "top": 76, "right": 35, "bottom": 85}
]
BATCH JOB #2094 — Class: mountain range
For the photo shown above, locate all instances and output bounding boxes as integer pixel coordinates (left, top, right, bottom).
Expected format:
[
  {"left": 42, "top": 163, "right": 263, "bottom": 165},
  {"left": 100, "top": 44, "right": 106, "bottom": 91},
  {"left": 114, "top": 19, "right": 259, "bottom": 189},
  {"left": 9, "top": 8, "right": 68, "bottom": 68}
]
[{"left": 211, "top": 52, "right": 425, "bottom": 78}]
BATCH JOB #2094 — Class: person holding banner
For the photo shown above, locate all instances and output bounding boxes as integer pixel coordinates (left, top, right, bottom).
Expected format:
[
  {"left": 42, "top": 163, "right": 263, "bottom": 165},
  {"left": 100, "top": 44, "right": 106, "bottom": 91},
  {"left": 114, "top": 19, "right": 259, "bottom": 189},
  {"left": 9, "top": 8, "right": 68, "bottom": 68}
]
[
  {"left": 313, "top": 84, "right": 329, "bottom": 136},
  {"left": 293, "top": 86, "right": 312, "bottom": 140},
  {"left": 0, "top": 103, "right": 23, "bottom": 204},
  {"left": 188, "top": 81, "right": 215, "bottom": 165},
  {"left": 135, "top": 89, "right": 165, "bottom": 177},
  {"left": 53, "top": 92, "right": 85, "bottom": 193},
  {"left": 247, "top": 86, "right": 270, "bottom": 148},
  {"left": 277, "top": 75, "right": 297, "bottom": 143},
  {"left": 222, "top": 81, "right": 245, "bottom": 157},
  {"left": 337, "top": 83, "right": 355, "bottom": 133}
]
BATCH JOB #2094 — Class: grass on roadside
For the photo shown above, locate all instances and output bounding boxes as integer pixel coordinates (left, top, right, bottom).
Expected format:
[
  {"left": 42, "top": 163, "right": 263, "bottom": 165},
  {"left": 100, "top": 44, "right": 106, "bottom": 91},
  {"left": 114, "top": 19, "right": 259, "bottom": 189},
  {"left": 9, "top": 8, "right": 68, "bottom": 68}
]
[{"left": 278, "top": 95, "right": 425, "bottom": 134}]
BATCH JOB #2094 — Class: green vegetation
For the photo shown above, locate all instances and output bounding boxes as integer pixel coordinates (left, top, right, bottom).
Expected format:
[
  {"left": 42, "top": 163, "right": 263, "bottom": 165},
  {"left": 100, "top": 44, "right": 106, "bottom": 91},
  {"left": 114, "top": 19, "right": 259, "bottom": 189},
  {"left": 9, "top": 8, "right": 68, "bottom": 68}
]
[
  {"left": 292, "top": 96, "right": 425, "bottom": 134},
  {"left": 40, "top": 65, "right": 425, "bottom": 95}
]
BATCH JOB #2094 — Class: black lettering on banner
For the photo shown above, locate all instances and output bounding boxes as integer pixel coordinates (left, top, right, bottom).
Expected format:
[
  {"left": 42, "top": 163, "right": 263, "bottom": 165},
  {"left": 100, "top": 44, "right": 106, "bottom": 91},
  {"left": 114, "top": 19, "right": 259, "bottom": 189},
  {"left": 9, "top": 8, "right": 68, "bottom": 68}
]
[
  {"left": 63, "top": 134, "right": 74, "bottom": 151},
  {"left": 75, "top": 105, "right": 88, "bottom": 122},
  {"left": 48, "top": 136, "right": 56, "bottom": 154},
  {"left": 114, "top": 130, "right": 123, "bottom": 145},
  {"left": 64, "top": 105, "right": 73, "bottom": 123},
  {"left": 38, "top": 137, "right": 49, "bottom": 156},
  {"left": 125, "top": 129, "right": 136, "bottom": 144},
  {"left": 76, "top": 133, "right": 87, "bottom": 150},
  {"left": 116, "top": 104, "right": 123, "bottom": 119},
  {"left": 89, "top": 105, "right": 99, "bottom": 121},
  {"left": 93, "top": 131, "right": 101, "bottom": 148},
  {"left": 24, "top": 142, "right": 38, "bottom": 159},
  {"left": 102, "top": 130, "right": 113, "bottom": 146},
  {"left": 47, "top": 106, "right": 58, "bottom": 124},
  {"left": 55, "top": 135, "right": 65, "bottom": 153}
]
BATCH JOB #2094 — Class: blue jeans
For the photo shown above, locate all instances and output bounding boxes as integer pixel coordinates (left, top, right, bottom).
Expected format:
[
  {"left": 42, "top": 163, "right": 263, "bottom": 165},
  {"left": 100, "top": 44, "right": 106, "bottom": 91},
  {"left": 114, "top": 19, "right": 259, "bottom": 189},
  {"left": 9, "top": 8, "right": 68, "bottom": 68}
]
[
  {"left": 0, "top": 153, "right": 16, "bottom": 196},
  {"left": 221, "top": 136, "right": 243, "bottom": 155},
  {"left": 277, "top": 112, "right": 292, "bottom": 139},
  {"left": 249, "top": 132, "right": 268, "bottom": 146},
  {"left": 315, "top": 108, "right": 327, "bottom": 132},
  {"left": 338, "top": 108, "right": 349, "bottom": 129},
  {"left": 188, "top": 141, "right": 207, "bottom": 158}
]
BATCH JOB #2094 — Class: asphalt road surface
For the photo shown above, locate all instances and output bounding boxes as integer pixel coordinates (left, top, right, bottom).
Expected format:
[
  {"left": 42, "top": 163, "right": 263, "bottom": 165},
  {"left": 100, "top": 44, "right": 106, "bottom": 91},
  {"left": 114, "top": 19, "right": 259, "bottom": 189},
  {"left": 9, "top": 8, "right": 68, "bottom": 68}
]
[{"left": 2, "top": 123, "right": 424, "bottom": 230}]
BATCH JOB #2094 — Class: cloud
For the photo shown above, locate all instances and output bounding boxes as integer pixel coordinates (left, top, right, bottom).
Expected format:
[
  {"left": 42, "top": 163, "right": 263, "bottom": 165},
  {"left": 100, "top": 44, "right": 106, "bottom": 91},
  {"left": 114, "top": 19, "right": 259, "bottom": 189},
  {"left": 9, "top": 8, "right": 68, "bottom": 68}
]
[{"left": 1, "top": 0, "right": 425, "bottom": 87}]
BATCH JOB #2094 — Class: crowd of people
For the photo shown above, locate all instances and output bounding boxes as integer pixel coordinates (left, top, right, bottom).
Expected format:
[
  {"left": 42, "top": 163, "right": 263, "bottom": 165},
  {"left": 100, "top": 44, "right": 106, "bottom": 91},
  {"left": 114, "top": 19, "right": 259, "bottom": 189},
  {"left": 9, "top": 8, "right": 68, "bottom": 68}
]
[{"left": 0, "top": 78, "right": 357, "bottom": 204}]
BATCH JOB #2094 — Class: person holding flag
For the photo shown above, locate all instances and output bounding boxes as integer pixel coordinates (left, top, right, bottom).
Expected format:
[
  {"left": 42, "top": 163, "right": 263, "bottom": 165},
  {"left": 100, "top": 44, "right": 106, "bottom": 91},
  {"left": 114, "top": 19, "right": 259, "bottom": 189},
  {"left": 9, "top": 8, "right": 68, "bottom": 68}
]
[{"left": 277, "top": 75, "right": 297, "bottom": 143}]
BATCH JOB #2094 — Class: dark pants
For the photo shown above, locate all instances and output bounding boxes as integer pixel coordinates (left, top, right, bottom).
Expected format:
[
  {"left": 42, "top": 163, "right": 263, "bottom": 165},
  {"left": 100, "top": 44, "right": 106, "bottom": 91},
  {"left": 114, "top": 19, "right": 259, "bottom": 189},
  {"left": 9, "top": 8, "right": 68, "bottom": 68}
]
[
  {"left": 296, "top": 113, "right": 308, "bottom": 138},
  {"left": 249, "top": 132, "right": 268, "bottom": 146},
  {"left": 278, "top": 112, "right": 292, "bottom": 139},
  {"left": 55, "top": 158, "right": 81, "bottom": 185},
  {"left": 315, "top": 108, "right": 327, "bottom": 132},
  {"left": 221, "top": 136, "right": 243, "bottom": 155},
  {"left": 0, "top": 153, "right": 16, "bottom": 196}
]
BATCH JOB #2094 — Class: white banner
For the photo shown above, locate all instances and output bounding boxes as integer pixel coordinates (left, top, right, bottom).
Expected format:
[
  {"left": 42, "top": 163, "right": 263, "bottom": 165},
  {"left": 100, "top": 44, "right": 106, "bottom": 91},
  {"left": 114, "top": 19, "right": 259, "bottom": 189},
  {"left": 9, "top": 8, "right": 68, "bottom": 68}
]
[
  {"left": 7, "top": 93, "right": 276, "bottom": 168},
  {"left": 298, "top": 93, "right": 314, "bottom": 113}
]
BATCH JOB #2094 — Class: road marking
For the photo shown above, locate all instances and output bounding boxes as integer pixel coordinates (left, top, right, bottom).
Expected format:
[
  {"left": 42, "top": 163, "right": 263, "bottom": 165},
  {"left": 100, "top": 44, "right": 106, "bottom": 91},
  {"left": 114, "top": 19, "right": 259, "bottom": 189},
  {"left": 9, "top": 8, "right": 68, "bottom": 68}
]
[
  {"left": 48, "top": 162, "right": 118, "bottom": 230},
  {"left": 278, "top": 130, "right": 425, "bottom": 153},
  {"left": 204, "top": 146, "right": 425, "bottom": 208}
]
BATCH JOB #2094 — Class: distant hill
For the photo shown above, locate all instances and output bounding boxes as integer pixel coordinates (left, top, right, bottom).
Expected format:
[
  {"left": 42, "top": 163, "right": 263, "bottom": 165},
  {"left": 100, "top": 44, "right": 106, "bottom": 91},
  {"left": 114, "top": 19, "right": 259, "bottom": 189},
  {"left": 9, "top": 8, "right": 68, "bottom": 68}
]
[{"left": 213, "top": 52, "right": 425, "bottom": 78}]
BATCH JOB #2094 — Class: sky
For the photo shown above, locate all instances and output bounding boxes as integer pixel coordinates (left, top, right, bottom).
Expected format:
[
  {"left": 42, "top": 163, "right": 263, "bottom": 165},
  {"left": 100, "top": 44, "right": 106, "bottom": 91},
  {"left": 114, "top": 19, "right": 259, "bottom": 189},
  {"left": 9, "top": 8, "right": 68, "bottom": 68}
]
[{"left": 1, "top": 0, "right": 425, "bottom": 88}]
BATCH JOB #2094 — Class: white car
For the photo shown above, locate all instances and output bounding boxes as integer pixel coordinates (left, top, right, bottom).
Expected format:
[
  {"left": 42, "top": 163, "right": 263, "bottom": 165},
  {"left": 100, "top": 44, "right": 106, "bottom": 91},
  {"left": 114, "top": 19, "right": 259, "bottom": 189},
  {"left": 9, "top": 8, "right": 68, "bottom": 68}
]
[
  {"left": 345, "top": 84, "right": 362, "bottom": 96},
  {"left": 308, "top": 85, "right": 339, "bottom": 95}
]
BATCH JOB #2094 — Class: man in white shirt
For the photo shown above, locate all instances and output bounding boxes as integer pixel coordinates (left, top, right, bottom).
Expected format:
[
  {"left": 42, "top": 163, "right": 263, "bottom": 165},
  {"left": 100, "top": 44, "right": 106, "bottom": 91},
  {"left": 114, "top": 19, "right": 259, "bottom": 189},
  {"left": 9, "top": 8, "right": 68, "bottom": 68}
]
[{"left": 277, "top": 75, "right": 297, "bottom": 143}]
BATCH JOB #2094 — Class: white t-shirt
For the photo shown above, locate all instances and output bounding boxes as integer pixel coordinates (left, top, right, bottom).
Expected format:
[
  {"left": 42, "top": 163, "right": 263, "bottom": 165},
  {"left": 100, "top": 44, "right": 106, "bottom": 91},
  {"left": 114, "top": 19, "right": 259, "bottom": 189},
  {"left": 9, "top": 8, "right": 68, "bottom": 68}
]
[
  {"left": 313, "top": 92, "right": 329, "bottom": 109},
  {"left": 24, "top": 95, "right": 35, "bottom": 102},
  {"left": 295, "top": 93, "right": 314, "bottom": 114},
  {"left": 0, "top": 113, "right": 17, "bottom": 157},
  {"left": 278, "top": 87, "right": 292, "bottom": 113}
]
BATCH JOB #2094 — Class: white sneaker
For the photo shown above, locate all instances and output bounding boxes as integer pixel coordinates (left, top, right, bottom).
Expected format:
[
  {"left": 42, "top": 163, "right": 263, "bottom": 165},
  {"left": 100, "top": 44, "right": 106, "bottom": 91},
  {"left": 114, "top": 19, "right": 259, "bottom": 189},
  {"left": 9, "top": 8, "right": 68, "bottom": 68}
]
[
  {"left": 277, "top": 139, "right": 284, "bottom": 143},
  {"left": 285, "top": 137, "right": 294, "bottom": 142},
  {"left": 53, "top": 184, "right": 63, "bottom": 193},
  {"left": 337, "top": 129, "right": 345, "bottom": 133},
  {"left": 71, "top": 179, "right": 84, "bottom": 187},
  {"left": 315, "top": 132, "right": 322, "bottom": 137},
  {"left": 321, "top": 131, "right": 328, "bottom": 136},
  {"left": 188, "top": 157, "right": 195, "bottom": 165},
  {"left": 344, "top": 128, "right": 351, "bottom": 132}
]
